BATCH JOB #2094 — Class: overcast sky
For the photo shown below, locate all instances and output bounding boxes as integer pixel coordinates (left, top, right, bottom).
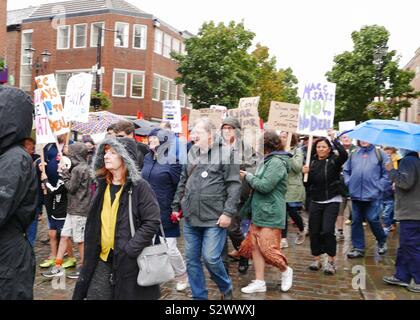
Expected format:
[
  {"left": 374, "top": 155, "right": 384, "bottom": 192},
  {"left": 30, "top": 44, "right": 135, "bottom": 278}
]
[{"left": 8, "top": 0, "right": 420, "bottom": 83}]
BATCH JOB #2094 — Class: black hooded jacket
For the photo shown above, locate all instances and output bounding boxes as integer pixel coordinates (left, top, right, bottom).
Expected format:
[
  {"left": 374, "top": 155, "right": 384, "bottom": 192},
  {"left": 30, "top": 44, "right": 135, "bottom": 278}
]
[
  {"left": 0, "top": 86, "right": 38, "bottom": 299},
  {"left": 73, "top": 137, "right": 161, "bottom": 300}
]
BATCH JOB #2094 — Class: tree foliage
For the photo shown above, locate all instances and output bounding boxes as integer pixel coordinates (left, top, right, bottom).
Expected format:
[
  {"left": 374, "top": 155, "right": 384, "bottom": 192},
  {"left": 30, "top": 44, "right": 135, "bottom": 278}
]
[
  {"left": 251, "top": 44, "right": 299, "bottom": 121},
  {"left": 326, "top": 25, "right": 416, "bottom": 122},
  {"left": 172, "top": 21, "right": 257, "bottom": 109}
]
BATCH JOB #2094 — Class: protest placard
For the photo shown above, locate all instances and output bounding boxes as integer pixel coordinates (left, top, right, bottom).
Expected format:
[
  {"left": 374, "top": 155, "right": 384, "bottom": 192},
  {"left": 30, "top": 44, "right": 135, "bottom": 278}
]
[
  {"left": 64, "top": 73, "right": 93, "bottom": 123},
  {"left": 267, "top": 101, "right": 299, "bottom": 133},
  {"left": 35, "top": 74, "right": 69, "bottom": 136},
  {"left": 34, "top": 89, "right": 56, "bottom": 145},
  {"left": 297, "top": 81, "right": 336, "bottom": 137},
  {"left": 162, "top": 100, "right": 182, "bottom": 133},
  {"left": 339, "top": 120, "right": 356, "bottom": 133},
  {"left": 210, "top": 105, "right": 228, "bottom": 119},
  {"left": 189, "top": 108, "right": 223, "bottom": 129}
]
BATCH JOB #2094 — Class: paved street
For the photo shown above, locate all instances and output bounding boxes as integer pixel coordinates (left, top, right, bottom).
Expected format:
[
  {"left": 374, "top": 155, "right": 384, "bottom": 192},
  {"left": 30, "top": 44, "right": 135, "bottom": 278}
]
[{"left": 33, "top": 211, "right": 419, "bottom": 300}]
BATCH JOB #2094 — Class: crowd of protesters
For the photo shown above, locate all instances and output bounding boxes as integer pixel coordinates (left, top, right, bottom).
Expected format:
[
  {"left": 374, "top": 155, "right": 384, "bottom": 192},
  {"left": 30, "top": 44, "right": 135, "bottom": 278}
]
[{"left": 1, "top": 86, "right": 419, "bottom": 300}]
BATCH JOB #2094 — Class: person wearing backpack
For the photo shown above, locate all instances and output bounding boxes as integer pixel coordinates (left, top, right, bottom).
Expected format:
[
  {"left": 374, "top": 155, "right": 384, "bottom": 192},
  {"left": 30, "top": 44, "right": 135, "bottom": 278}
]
[{"left": 344, "top": 141, "right": 390, "bottom": 258}]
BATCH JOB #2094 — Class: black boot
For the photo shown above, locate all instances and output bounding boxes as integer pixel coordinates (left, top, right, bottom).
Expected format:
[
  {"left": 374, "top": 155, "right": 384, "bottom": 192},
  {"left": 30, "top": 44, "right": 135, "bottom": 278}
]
[{"left": 238, "top": 257, "right": 249, "bottom": 274}]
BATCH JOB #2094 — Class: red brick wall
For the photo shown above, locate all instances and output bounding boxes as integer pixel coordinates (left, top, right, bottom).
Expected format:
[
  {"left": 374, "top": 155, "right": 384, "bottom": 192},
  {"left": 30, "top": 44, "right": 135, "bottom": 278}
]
[
  {"left": 0, "top": 0, "right": 7, "bottom": 59},
  {"left": 5, "top": 30, "right": 20, "bottom": 85},
  {"left": 20, "top": 12, "right": 186, "bottom": 119}
]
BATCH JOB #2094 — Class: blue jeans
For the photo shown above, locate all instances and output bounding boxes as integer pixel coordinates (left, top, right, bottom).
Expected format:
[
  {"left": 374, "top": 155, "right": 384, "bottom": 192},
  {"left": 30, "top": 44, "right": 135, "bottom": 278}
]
[
  {"left": 184, "top": 222, "right": 232, "bottom": 300},
  {"left": 351, "top": 200, "right": 387, "bottom": 251},
  {"left": 395, "top": 221, "right": 420, "bottom": 284},
  {"left": 382, "top": 199, "right": 395, "bottom": 228}
]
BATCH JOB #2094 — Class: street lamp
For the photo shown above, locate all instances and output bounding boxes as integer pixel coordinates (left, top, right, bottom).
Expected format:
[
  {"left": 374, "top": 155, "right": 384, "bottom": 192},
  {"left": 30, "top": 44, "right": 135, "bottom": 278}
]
[
  {"left": 93, "top": 26, "right": 119, "bottom": 111},
  {"left": 373, "top": 45, "right": 388, "bottom": 101},
  {"left": 24, "top": 45, "right": 52, "bottom": 75}
]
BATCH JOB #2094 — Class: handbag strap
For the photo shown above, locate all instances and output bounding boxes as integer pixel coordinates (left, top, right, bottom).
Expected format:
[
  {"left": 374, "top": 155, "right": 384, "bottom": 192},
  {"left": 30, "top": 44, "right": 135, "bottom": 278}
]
[{"left": 128, "top": 188, "right": 168, "bottom": 243}]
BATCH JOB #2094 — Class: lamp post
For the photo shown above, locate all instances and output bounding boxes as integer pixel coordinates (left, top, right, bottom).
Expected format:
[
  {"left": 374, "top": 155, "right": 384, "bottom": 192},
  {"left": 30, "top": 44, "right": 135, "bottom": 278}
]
[
  {"left": 93, "top": 26, "right": 119, "bottom": 111},
  {"left": 24, "top": 45, "right": 52, "bottom": 75}
]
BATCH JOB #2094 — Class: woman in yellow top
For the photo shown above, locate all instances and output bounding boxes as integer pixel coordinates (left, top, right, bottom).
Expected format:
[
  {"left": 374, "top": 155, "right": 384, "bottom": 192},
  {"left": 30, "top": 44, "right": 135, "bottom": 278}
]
[{"left": 73, "top": 137, "right": 161, "bottom": 300}]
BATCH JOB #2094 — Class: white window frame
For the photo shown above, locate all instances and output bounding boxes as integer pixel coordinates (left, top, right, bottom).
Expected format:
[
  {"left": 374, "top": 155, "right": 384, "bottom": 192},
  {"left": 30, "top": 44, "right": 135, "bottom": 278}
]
[
  {"left": 154, "top": 29, "right": 163, "bottom": 55},
  {"left": 160, "top": 78, "right": 170, "bottom": 101},
  {"left": 130, "top": 72, "right": 145, "bottom": 99},
  {"left": 112, "top": 71, "right": 128, "bottom": 97},
  {"left": 172, "top": 38, "right": 180, "bottom": 54},
  {"left": 114, "top": 22, "right": 129, "bottom": 48},
  {"left": 179, "top": 85, "right": 186, "bottom": 107},
  {"left": 133, "top": 24, "right": 147, "bottom": 50},
  {"left": 163, "top": 33, "right": 172, "bottom": 58},
  {"left": 57, "top": 25, "right": 71, "bottom": 49},
  {"left": 152, "top": 75, "right": 161, "bottom": 101},
  {"left": 20, "top": 29, "right": 33, "bottom": 92},
  {"left": 169, "top": 81, "right": 177, "bottom": 100},
  {"left": 73, "top": 23, "right": 87, "bottom": 48},
  {"left": 90, "top": 22, "right": 105, "bottom": 47},
  {"left": 55, "top": 69, "right": 98, "bottom": 96}
]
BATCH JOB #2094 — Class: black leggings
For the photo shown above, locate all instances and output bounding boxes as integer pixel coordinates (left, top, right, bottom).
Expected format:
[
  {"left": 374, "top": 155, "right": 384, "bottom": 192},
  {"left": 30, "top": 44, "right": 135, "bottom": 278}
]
[{"left": 309, "top": 201, "right": 340, "bottom": 257}]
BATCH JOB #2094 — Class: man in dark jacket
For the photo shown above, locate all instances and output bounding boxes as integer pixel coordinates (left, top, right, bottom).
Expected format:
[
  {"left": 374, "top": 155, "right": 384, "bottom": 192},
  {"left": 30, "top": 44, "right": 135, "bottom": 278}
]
[
  {"left": 171, "top": 118, "right": 242, "bottom": 300},
  {"left": 383, "top": 149, "right": 420, "bottom": 293},
  {"left": 114, "top": 120, "right": 149, "bottom": 170},
  {"left": 0, "top": 86, "right": 38, "bottom": 299},
  {"left": 220, "top": 116, "right": 258, "bottom": 274},
  {"left": 344, "top": 141, "right": 389, "bottom": 258}
]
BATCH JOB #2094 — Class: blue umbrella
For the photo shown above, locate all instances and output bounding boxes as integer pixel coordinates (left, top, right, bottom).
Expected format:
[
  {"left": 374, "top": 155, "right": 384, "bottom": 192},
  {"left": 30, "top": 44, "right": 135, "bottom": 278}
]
[{"left": 346, "top": 119, "right": 420, "bottom": 151}]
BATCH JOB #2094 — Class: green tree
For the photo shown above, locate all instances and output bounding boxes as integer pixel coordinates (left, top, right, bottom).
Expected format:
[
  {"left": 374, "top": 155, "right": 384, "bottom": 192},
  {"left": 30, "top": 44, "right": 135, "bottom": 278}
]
[
  {"left": 172, "top": 21, "right": 257, "bottom": 109},
  {"left": 326, "top": 25, "right": 416, "bottom": 122},
  {"left": 251, "top": 44, "right": 300, "bottom": 121}
]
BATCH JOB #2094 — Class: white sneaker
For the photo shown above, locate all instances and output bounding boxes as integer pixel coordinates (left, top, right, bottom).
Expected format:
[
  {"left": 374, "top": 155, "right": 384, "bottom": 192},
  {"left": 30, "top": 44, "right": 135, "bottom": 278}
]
[
  {"left": 241, "top": 280, "right": 266, "bottom": 294},
  {"left": 175, "top": 274, "right": 189, "bottom": 291},
  {"left": 281, "top": 266, "right": 293, "bottom": 292},
  {"left": 280, "top": 238, "right": 289, "bottom": 249},
  {"left": 295, "top": 232, "right": 305, "bottom": 245}
]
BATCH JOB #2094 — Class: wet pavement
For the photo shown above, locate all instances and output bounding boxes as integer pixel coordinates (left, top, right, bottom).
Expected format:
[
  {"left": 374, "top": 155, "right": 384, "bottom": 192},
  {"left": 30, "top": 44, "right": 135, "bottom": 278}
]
[{"left": 33, "top": 211, "right": 419, "bottom": 300}]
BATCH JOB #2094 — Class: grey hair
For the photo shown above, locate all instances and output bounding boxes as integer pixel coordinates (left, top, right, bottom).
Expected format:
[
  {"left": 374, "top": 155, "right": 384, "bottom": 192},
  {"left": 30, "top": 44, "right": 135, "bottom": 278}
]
[{"left": 192, "top": 117, "right": 216, "bottom": 137}]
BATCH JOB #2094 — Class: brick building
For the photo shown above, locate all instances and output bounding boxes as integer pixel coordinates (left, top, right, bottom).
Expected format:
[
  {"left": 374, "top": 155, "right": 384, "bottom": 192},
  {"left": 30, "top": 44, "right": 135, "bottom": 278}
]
[
  {"left": 7, "top": 0, "right": 192, "bottom": 119},
  {"left": 0, "top": 0, "right": 7, "bottom": 75},
  {"left": 400, "top": 47, "right": 420, "bottom": 123}
]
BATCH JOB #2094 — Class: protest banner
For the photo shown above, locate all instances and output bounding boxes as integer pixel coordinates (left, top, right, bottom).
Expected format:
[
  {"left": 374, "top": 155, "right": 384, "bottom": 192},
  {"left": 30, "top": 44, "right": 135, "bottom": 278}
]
[
  {"left": 267, "top": 101, "right": 299, "bottom": 133},
  {"left": 339, "top": 120, "right": 356, "bottom": 134},
  {"left": 210, "top": 105, "right": 228, "bottom": 119},
  {"left": 189, "top": 108, "right": 223, "bottom": 129},
  {"left": 64, "top": 73, "right": 93, "bottom": 123},
  {"left": 162, "top": 100, "right": 182, "bottom": 133},
  {"left": 35, "top": 74, "right": 69, "bottom": 136},
  {"left": 297, "top": 81, "right": 336, "bottom": 137},
  {"left": 34, "top": 89, "right": 56, "bottom": 145}
]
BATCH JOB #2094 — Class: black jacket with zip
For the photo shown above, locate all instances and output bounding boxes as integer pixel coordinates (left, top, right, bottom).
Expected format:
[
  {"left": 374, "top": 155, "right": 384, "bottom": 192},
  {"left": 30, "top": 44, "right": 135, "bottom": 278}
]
[{"left": 307, "top": 139, "right": 348, "bottom": 202}]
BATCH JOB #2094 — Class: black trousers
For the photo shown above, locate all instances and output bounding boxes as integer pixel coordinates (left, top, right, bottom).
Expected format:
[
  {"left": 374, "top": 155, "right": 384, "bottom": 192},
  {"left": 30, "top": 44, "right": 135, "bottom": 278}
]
[
  {"left": 309, "top": 201, "right": 340, "bottom": 257},
  {"left": 282, "top": 204, "right": 305, "bottom": 238}
]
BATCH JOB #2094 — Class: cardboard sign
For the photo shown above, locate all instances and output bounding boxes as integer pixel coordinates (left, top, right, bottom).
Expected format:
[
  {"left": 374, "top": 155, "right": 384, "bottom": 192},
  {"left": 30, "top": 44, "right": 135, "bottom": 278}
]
[
  {"left": 189, "top": 108, "right": 223, "bottom": 129},
  {"left": 297, "top": 81, "right": 336, "bottom": 137},
  {"left": 34, "top": 89, "right": 56, "bottom": 144},
  {"left": 64, "top": 73, "right": 93, "bottom": 123},
  {"left": 210, "top": 105, "right": 228, "bottom": 119},
  {"left": 162, "top": 100, "right": 182, "bottom": 133},
  {"left": 339, "top": 121, "right": 356, "bottom": 133},
  {"left": 35, "top": 74, "right": 69, "bottom": 136},
  {"left": 238, "top": 96, "right": 260, "bottom": 109},
  {"left": 267, "top": 101, "right": 299, "bottom": 133}
]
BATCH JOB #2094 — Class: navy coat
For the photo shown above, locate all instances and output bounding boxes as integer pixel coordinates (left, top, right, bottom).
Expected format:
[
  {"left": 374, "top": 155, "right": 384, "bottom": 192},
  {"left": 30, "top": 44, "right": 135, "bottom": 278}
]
[{"left": 142, "top": 149, "right": 182, "bottom": 238}]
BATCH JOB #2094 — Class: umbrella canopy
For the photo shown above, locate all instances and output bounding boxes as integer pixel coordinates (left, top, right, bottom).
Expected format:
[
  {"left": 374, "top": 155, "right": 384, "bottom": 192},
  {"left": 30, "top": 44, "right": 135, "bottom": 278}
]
[
  {"left": 72, "top": 111, "right": 126, "bottom": 135},
  {"left": 133, "top": 119, "right": 158, "bottom": 136},
  {"left": 347, "top": 119, "right": 420, "bottom": 151}
]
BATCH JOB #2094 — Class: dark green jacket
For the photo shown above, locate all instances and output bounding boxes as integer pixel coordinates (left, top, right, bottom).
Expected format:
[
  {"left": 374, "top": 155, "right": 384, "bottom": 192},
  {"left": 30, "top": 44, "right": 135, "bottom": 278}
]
[{"left": 241, "top": 152, "right": 290, "bottom": 229}]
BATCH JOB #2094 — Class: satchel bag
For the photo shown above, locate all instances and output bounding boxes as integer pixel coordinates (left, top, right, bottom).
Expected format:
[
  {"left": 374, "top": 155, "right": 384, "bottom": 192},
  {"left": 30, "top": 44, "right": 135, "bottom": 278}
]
[{"left": 128, "top": 189, "right": 175, "bottom": 287}]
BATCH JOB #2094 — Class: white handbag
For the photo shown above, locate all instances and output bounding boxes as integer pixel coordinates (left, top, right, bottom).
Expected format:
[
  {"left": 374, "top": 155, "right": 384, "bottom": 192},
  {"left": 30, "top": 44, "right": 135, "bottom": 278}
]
[{"left": 128, "top": 189, "right": 175, "bottom": 287}]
